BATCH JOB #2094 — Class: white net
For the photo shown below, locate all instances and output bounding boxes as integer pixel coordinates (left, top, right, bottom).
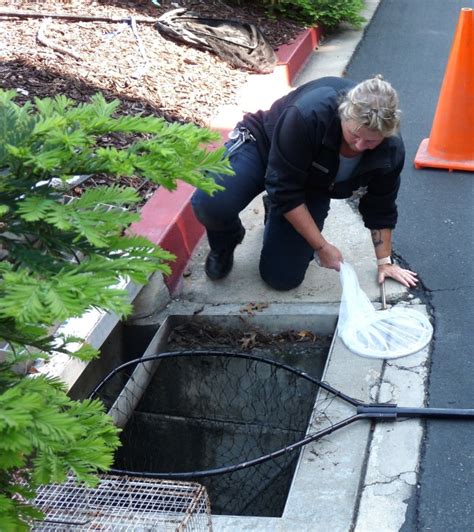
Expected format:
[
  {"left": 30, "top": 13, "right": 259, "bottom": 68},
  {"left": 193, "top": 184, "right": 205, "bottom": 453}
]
[{"left": 338, "top": 263, "right": 433, "bottom": 359}]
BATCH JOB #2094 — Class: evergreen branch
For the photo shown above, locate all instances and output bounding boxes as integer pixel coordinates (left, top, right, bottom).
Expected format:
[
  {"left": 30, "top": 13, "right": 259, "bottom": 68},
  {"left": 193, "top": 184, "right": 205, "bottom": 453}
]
[
  {"left": 0, "top": 493, "right": 40, "bottom": 531},
  {"left": 16, "top": 187, "right": 141, "bottom": 248},
  {"left": 0, "top": 320, "right": 53, "bottom": 355},
  {"left": 0, "top": 269, "right": 133, "bottom": 324},
  {"left": 0, "top": 376, "right": 120, "bottom": 492},
  {"left": 0, "top": 88, "right": 232, "bottom": 529}
]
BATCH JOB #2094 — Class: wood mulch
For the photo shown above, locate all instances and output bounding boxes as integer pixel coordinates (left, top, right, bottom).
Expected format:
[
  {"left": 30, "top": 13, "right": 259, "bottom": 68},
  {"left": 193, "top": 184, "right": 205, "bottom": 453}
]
[
  {"left": 0, "top": 0, "right": 304, "bottom": 125},
  {"left": 0, "top": 0, "right": 304, "bottom": 202}
]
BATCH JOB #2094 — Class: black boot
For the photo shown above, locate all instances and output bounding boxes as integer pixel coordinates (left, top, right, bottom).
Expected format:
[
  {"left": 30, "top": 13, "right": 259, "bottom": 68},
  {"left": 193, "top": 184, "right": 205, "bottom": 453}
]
[{"left": 205, "top": 226, "right": 246, "bottom": 280}]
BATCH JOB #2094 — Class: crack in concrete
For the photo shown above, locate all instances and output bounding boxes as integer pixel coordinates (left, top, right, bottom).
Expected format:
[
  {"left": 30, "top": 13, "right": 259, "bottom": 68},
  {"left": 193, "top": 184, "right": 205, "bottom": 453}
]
[
  {"left": 384, "top": 363, "right": 428, "bottom": 380},
  {"left": 364, "top": 470, "right": 417, "bottom": 488},
  {"left": 371, "top": 375, "right": 425, "bottom": 406},
  {"left": 386, "top": 363, "right": 427, "bottom": 375}
]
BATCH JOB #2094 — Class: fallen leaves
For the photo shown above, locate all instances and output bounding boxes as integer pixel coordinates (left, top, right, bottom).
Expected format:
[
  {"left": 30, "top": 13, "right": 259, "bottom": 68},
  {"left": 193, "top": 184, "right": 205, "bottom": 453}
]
[
  {"left": 168, "top": 321, "right": 325, "bottom": 352},
  {"left": 239, "top": 302, "right": 269, "bottom": 316}
]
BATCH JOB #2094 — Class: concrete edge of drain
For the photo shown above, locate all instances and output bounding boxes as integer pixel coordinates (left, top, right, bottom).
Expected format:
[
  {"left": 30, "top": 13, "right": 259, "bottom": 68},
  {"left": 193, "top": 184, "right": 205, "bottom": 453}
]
[{"left": 123, "top": 301, "right": 431, "bottom": 531}]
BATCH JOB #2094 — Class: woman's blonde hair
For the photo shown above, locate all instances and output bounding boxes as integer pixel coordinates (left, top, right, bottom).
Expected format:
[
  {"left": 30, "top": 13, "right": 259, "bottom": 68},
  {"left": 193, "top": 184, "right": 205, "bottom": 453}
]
[{"left": 338, "top": 75, "right": 401, "bottom": 137}]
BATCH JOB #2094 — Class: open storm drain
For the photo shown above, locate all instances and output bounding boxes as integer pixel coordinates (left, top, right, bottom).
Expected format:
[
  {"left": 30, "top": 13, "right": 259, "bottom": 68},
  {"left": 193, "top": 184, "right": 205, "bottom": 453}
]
[
  {"left": 90, "top": 319, "right": 333, "bottom": 517},
  {"left": 86, "top": 316, "right": 473, "bottom": 521}
]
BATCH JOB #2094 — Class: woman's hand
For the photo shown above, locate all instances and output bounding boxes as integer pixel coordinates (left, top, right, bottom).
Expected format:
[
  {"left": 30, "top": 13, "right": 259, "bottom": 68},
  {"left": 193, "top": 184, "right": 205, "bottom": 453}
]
[
  {"left": 378, "top": 263, "right": 418, "bottom": 287},
  {"left": 315, "top": 242, "right": 344, "bottom": 271}
]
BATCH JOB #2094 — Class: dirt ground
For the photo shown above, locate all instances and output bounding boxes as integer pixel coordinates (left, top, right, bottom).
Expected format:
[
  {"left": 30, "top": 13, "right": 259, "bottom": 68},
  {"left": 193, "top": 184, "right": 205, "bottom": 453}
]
[{"left": 0, "top": 0, "right": 304, "bottom": 126}]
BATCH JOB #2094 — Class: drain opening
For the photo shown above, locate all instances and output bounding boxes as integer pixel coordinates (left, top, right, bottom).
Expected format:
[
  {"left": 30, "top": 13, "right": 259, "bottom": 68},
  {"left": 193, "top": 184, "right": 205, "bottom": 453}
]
[{"left": 93, "top": 319, "right": 333, "bottom": 517}]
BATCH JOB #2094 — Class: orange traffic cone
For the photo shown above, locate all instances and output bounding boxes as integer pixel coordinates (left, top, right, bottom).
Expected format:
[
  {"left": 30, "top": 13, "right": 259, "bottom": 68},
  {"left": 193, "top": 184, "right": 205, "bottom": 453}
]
[{"left": 414, "top": 7, "right": 474, "bottom": 172}]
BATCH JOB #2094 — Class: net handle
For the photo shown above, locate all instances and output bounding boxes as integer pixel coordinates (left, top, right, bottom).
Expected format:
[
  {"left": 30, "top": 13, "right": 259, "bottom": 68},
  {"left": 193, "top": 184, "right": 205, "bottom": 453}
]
[
  {"left": 357, "top": 404, "right": 474, "bottom": 419},
  {"left": 89, "top": 350, "right": 362, "bottom": 407},
  {"left": 90, "top": 351, "right": 474, "bottom": 479}
]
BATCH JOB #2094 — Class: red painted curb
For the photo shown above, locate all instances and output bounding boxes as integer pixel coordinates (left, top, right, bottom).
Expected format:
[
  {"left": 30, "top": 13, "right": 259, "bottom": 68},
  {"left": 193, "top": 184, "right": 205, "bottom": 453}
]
[
  {"left": 277, "top": 27, "right": 323, "bottom": 85},
  {"left": 130, "top": 27, "right": 322, "bottom": 293},
  {"left": 129, "top": 182, "right": 200, "bottom": 290}
]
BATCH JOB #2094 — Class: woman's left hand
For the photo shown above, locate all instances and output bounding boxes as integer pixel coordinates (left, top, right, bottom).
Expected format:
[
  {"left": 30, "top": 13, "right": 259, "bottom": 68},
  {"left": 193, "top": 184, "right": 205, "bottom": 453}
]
[{"left": 378, "top": 263, "right": 418, "bottom": 287}]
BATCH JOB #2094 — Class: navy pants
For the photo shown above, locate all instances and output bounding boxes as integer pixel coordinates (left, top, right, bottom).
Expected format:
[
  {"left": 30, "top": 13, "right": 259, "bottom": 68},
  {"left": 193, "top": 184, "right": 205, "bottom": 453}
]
[{"left": 191, "top": 139, "right": 331, "bottom": 290}]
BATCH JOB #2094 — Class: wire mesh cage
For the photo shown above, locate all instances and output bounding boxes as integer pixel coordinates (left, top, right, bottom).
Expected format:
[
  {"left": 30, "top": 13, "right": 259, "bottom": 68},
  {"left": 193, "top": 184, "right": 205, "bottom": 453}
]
[{"left": 32, "top": 474, "right": 212, "bottom": 531}]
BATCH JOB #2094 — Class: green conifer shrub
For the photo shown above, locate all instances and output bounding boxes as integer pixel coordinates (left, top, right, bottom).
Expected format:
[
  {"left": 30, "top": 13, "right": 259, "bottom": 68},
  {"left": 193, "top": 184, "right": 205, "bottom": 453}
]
[
  {"left": 0, "top": 90, "right": 232, "bottom": 528},
  {"left": 233, "top": 0, "right": 365, "bottom": 31}
]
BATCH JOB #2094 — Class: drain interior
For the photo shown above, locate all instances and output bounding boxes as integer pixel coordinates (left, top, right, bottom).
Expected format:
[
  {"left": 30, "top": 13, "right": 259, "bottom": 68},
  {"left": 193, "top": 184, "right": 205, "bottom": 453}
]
[{"left": 94, "top": 315, "right": 334, "bottom": 517}]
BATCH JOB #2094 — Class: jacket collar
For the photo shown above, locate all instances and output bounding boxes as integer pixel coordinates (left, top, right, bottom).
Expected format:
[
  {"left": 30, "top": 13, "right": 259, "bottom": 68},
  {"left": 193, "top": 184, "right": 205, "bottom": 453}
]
[{"left": 359, "top": 138, "right": 393, "bottom": 174}]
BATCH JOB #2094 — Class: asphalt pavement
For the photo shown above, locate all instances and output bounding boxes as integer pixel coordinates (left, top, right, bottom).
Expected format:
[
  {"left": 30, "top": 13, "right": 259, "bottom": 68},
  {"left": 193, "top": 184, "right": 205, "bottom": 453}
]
[{"left": 342, "top": 1, "right": 473, "bottom": 530}]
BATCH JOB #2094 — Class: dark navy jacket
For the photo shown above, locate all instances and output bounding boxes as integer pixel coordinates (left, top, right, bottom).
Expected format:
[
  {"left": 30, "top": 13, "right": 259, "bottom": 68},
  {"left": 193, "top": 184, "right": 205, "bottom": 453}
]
[{"left": 240, "top": 77, "right": 405, "bottom": 229}]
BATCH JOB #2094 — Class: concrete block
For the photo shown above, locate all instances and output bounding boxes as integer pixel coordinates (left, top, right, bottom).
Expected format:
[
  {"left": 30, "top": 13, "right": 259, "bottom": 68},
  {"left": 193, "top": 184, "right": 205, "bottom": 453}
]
[
  {"left": 355, "top": 479, "right": 413, "bottom": 532},
  {"left": 127, "top": 272, "right": 170, "bottom": 325}
]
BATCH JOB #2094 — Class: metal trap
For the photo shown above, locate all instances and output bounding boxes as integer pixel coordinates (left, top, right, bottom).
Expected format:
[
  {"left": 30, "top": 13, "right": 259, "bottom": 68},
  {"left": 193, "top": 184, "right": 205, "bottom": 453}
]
[{"left": 32, "top": 474, "right": 212, "bottom": 531}]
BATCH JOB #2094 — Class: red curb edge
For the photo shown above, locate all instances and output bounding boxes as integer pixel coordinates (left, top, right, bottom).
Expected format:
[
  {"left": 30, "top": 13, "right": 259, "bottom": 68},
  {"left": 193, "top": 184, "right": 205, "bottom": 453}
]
[
  {"left": 277, "top": 27, "right": 323, "bottom": 85},
  {"left": 130, "top": 27, "right": 322, "bottom": 294},
  {"left": 130, "top": 182, "right": 199, "bottom": 290}
]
